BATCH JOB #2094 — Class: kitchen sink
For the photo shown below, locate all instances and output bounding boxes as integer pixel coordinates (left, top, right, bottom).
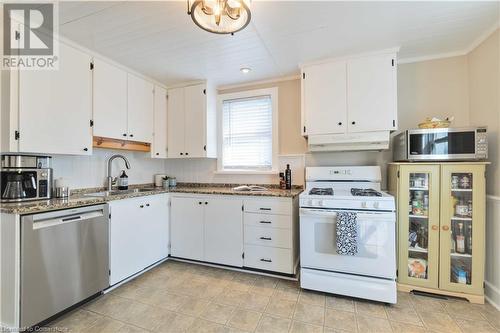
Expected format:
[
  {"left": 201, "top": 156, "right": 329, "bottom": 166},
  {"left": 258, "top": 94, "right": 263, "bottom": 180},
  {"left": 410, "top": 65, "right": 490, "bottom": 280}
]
[{"left": 84, "top": 188, "right": 157, "bottom": 197}]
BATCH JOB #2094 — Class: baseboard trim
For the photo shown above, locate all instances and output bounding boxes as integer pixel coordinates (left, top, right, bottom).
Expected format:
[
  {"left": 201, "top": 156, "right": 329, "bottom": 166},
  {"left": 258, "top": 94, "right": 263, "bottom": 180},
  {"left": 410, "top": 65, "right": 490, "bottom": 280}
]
[{"left": 485, "top": 280, "right": 500, "bottom": 310}]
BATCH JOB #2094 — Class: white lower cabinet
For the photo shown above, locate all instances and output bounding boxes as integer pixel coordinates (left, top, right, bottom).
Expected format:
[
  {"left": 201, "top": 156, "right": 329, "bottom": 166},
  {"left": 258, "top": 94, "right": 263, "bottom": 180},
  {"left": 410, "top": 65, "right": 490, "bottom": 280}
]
[
  {"left": 109, "top": 194, "right": 169, "bottom": 285},
  {"left": 243, "top": 197, "right": 298, "bottom": 275},
  {"left": 170, "top": 195, "right": 243, "bottom": 267}
]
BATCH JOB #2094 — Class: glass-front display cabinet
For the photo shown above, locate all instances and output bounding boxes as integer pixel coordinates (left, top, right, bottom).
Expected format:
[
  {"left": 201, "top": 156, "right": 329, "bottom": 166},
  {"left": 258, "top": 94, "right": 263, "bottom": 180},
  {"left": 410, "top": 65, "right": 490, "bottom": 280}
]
[{"left": 388, "top": 163, "right": 487, "bottom": 303}]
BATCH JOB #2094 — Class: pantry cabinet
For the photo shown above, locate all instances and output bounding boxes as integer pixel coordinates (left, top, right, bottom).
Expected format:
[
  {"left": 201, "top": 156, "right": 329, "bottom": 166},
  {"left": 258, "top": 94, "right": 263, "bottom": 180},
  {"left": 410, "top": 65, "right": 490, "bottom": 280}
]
[
  {"left": 167, "top": 83, "right": 216, "bottom": 158},
  {"left": 109, "top": 194, "right": 169, "bottom": 285},
  {"left": 18, "top": 42, "right": 93, "bottom": 155},
  {"left": 170, "top": 195, "right": 243, "bottom": 266},
  {"left": 301, "top": 50, "right": 397, "bottom": 137},
  {"left": 388, "top": 162, "right": 487, "bottom": 303},
  {"left": 152, "top": 85, "right": 168, "bottom": 158}
]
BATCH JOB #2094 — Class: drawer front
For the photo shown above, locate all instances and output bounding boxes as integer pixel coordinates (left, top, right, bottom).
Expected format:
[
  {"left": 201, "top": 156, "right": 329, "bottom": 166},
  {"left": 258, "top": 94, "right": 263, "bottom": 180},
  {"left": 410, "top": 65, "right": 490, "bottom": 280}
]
[
  {"left": 244, "top": 245, "right": 293, "bottom": 274},
  {"left": 244, "top": 213, "right": 291, "bottom": 229},
  {"left": 244, "top": 225, "right": 292, "bottom": 249},
  {"left": 244, "top": 199, "right": 291, "bottom": 215}
]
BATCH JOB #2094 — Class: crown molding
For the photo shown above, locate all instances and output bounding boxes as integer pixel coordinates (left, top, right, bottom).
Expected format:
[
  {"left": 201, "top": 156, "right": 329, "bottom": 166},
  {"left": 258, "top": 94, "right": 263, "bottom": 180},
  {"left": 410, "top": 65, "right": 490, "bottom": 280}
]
[{"left": 217, "top": 74, "right": 300, "bottom": 91}]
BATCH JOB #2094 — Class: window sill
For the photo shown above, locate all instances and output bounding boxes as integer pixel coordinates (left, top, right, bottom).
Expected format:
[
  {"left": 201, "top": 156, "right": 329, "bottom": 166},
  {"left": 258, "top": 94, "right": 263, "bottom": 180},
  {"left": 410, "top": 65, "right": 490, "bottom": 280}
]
[{"left": 214, "top": 170, "right": 278, "bottom": 175}]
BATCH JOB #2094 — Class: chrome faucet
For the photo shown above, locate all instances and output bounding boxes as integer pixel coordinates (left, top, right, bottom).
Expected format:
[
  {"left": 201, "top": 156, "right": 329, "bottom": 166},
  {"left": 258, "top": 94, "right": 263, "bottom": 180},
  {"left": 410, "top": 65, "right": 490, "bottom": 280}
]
[{"left": 107, "top": 154, "right": 131, "bottom": 191}]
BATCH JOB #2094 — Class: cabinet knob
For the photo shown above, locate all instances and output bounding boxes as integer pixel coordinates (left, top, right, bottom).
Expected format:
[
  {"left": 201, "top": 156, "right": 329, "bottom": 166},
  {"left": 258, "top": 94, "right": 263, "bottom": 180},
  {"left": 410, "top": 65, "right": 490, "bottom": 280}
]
[
  {"left": 431, "top": 225, "right": 439, "bottom": 231},
  {"left": 205, "top": 202, "right": 208, "bottom": 205},
  {"left": 83, "top": 148, "right": 88, "bottom": 151},
  {"left": 180, "top": 153, "right": 184, "bottom": 155},
  {"left": 129, "top": 134, "right": 134, "bottom": 137},
  {"left": 351, "top": 121, "right": 356, "bottom": 125},
  {"left": 146, "top": 203, "right": 150, "bottom": 207},
  {"left": 198, "top": 201, "right": 202, "bottom": 205},
  {"left": 123, "top": 133, "right": 127, "bottom": 137},
  {"left": 338, "top": 122, "right": 342, "bottom": 126},
  {"left": 156, "top": 153, "right": 159, "bottom": 156},
  {"left": 185, "top": 152, "right": 189, "bottom": 156},
  {"left": 140, "top": 205, "right": 144, "bottom": 208},
  {"left": 442, "top": 225, "right": 450, "bottom": 231}
]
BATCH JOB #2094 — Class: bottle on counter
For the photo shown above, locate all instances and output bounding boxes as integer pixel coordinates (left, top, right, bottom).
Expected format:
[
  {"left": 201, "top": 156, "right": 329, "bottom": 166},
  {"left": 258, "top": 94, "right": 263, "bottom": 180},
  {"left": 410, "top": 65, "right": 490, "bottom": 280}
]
[
  {"left": 279, "top": 172, "right": 286, "bottom": 190},
  {"left": 285, "top": 164, "right": 292, "bottom": 190},
  {"left": 118, "top": 170, "right": 129, "bottom": 190}
]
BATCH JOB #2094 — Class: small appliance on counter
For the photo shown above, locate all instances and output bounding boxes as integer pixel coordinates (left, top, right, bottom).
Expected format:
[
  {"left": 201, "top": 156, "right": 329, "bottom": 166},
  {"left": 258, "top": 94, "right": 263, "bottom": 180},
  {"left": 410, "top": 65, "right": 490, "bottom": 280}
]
[
  {"left": 154, "top": 174, "right": 167, "bottom": 187},
  {"left": 1, "top": 154, "right": 52, "bottom": 203},
  {"left": 393, "top": 127, "right": 488, "bottom": 162}
]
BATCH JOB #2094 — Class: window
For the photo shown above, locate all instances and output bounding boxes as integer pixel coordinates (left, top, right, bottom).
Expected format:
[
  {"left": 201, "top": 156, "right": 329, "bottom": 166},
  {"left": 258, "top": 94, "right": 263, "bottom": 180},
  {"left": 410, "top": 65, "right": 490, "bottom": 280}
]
[{"left": 217, "top": 88, "right": 278, "bottom": 173}]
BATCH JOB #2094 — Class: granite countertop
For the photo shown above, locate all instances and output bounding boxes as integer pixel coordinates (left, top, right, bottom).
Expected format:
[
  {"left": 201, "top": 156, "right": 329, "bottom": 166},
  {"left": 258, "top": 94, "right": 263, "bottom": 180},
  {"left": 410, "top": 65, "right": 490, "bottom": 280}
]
[{"left": 0, "top": 183, "right": 303, "bottom": 215}]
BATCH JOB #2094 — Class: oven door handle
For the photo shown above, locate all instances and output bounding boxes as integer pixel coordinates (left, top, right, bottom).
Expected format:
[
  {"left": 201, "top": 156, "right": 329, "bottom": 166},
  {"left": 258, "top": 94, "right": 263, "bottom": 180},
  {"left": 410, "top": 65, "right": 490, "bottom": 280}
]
[{"left": 300, "top": 208, "right": 338, "bottom": 217}]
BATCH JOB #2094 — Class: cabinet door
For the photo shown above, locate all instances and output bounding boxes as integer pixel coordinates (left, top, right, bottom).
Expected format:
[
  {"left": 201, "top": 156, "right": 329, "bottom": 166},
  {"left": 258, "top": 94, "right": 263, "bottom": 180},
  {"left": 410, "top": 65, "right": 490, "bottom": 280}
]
[
  {"left": 152, "top": 86, "right": 168, "bottom": 158},
  {"left": 127, "top": 74, "right": 153, "bottom": 143},
  {"left": 141, "top": 194, "right": 169, "bottom": 266},
  {"left": 204, "top": 197, "right": 243, "bottom": 267},
  {"left": 109, "top": 197, "right": 145, "bottom": 285},
  {"left": 439, "top": 164, "right": 485, "bottom": 295},
  {"left": 397, "top": 165, "right": 440, "bottom": 289},
  {"left": 18, "top": 43, "right": 92, "bottom": 155},
  {"left": 93, "top": 59, "right": 128, "bottom": 140},
  {"left": 347, "top": 53, "right": 397, "bottom": 133},
  {"left": 170, "top": 196, "right": 204, "bottom": 260},
  {"left": 184, "top": 84, "right": 207, "bottom": 157},
  {"left": 167, "top": 87, "right": 185, "bottom": 158},
  {"left": 302, "top": 61, "right": 347, "bottom": 135}
]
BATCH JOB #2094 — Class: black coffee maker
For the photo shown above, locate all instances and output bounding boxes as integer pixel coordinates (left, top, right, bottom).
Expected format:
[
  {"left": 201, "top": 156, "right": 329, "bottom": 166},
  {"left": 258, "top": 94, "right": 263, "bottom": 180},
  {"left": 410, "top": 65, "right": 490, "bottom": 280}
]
[{"left": 1, "top": 155, "right": 52, "bottom": 202}]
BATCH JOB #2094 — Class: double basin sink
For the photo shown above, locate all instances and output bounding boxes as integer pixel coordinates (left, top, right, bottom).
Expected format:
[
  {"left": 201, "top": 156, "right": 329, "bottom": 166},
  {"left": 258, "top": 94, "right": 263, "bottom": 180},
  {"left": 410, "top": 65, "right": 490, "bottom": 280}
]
[{"left": 84, "top": 188, "right": 157, "bottom": 198}]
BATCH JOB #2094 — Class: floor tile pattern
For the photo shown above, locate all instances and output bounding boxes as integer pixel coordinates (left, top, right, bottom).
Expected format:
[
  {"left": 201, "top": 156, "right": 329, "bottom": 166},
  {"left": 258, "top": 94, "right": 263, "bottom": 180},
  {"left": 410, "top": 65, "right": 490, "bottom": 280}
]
[{"left": 47, "top": 261, "right": 500, "bottom": 332}]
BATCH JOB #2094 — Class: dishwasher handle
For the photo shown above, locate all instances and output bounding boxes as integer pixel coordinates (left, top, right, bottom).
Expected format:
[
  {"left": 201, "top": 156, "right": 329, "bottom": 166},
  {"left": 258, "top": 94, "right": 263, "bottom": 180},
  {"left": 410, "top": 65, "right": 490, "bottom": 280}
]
[{"left": 33, "top": 210, "right": 104, "bottom": 230}]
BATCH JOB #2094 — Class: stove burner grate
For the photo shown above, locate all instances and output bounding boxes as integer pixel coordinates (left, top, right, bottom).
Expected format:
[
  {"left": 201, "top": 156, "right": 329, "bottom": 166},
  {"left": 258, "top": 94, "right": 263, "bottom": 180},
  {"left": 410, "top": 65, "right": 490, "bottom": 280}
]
[
  {"left": 309, "top": 187, "right": 334, "bottom": 196},
  {"left": 350, "top": 188, "right": 382, "bottom": 197}
]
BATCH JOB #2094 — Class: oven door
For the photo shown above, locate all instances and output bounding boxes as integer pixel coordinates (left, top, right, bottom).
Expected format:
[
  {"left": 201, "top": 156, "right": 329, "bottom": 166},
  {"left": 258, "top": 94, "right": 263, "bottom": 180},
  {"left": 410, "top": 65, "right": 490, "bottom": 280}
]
[
  {"left": 299, "top": 208, "right": 396, "bottom": 279},
  {"left": 407, "top": 128, "right": 477, "bottom": 160}
]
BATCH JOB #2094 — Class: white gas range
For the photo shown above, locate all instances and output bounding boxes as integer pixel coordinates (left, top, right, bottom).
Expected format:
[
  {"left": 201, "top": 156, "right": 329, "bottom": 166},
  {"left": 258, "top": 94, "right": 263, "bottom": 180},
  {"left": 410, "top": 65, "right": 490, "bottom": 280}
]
[{"left": 299, "top": 166, "right": 397, "bottom": 304}]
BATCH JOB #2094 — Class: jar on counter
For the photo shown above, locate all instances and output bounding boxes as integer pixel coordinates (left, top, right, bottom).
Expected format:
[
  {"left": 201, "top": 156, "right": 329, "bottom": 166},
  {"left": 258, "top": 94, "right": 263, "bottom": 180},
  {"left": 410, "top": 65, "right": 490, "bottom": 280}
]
[{"left": 169, "top": 177, "right": 177, "bottom": 188}]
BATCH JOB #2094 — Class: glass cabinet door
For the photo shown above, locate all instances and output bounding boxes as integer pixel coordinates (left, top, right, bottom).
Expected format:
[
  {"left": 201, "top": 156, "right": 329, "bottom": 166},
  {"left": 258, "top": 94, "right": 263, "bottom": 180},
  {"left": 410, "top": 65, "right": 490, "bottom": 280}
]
[
  {"left": 439, "top": 164, "right": 485, "bottom": 294},
  {"left": 398, "top": 165, "right": 440, "bottom": 288}
]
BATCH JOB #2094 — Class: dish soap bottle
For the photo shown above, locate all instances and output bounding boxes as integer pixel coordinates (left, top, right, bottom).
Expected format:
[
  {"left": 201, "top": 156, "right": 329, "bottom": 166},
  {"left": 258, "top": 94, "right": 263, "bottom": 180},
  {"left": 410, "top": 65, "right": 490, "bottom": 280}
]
[
  {"left": 285, "top": 164, "right": 292, "bottom": 190},
  {"left": 118, "top": 170, "right": 129, "bottom": 190}
]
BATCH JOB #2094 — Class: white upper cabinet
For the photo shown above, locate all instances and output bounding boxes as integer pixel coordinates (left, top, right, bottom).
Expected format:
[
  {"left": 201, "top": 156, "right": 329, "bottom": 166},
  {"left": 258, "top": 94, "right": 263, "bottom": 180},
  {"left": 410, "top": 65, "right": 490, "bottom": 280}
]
[
  {"left": 347, "top": 53, "right": 397, "bottom": 133},
  {"left": 152, "top": 85, "right": 168, "bottom": 158},
  {"left": 166, "top": 87, "right": 185, "bottom": 157},
  {"left": 18, "top": 42, "right": 93, "bottom": 155},
  {"left": 127, "top": 74, "right": 154, "bottom": 142},
  {"left": 93, "top": 58, "right": 128, "bottom": 140},
  {"left": 167, "top": 83, "right": 216, "bottom": 158},
  {"left": 302, "top": 60, "right": 347, "bottom": 136},
  {"left": 301, "top": 50, "right": 398, "bottom": 137}
]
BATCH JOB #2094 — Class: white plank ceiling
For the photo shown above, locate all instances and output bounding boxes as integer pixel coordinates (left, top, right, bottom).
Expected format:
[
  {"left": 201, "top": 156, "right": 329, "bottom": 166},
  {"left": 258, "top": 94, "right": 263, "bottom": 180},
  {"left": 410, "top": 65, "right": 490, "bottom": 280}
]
[{"left": 58, "top": 1, "right": 499, "bottom": 86}]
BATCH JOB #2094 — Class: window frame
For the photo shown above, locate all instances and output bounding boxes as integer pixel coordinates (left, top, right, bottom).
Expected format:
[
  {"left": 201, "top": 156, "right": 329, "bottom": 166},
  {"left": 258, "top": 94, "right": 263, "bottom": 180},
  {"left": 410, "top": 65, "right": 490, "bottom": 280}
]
[{"left": 216, "top": 87, "right": 279, "bottom": 174}]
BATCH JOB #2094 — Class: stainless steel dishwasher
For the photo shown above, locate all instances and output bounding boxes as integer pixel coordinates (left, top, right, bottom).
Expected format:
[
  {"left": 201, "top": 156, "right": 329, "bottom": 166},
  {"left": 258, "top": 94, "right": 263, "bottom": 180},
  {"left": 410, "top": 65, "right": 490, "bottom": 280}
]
[{"left": 20, "top": 205, "right": 109, "bottom": 327}]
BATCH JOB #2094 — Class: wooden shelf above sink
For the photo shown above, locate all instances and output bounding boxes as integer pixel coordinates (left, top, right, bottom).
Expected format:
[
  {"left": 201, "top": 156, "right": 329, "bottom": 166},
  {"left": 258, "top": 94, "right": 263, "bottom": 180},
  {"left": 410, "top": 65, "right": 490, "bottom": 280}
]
[{"left": 93, "top": 136, "right": 151, "bottom": 152}]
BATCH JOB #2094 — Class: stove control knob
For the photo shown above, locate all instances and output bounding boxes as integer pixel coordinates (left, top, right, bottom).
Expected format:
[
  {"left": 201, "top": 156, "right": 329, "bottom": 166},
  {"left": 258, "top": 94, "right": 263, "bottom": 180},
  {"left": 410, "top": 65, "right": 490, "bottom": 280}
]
[
  {"left": 373, "top": 202, "right": 380, "bottom": 209},
  {"left": 361, "top": 202, "right": 367, "bottom": 208}
]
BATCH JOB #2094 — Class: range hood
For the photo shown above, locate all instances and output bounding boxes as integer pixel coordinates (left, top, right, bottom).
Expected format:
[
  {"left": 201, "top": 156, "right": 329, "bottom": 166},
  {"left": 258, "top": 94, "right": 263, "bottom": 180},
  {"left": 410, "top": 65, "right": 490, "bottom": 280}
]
[{"left": 307, "top": 131, "right": 390, "bottom": 152}]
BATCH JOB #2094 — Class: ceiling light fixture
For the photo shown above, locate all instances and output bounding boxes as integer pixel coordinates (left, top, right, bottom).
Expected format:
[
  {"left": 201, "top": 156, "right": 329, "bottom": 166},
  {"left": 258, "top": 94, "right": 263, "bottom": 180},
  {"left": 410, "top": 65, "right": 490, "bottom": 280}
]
[
  {"left": 240, "top": 67, "right": 251, "bottom": 74},
  {"left": 187, "top": 0, "right": 251, "bottom": 35}
]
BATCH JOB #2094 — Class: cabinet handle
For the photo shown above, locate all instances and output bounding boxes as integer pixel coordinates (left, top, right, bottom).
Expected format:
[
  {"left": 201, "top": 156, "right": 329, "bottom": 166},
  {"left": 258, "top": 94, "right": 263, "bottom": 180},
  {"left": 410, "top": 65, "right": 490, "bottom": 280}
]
[
  {"left": 260, "top": 258, "right": 272, "bottom": 262},
  {"left": 185, "top": 152, "right": 189, "bottom": 156},
  {"left": 129, "top": 134, "right": 134, "bottom": 137},
  {"left": 156, "top": 153, "right": 159, "bottom": 156},
  {"left": 146, "top": 203, "right": 150, "bottom": 207},
  {"left": 83, "top": 148, "right": 88, "bottom": 151},
  {"left": 259, "top": 208, "right": 271, "bottom": 211},
  {"left": 338, "top": 122, "right": 342, "bottom": 126},
  {"left": 442, "top": 225, "right": 450, "bottom": 231},
  {"left": 140, "top": 205, "right": 144, "bottom": 208},
  {"left": 351, "top": 121, "right": 356, "bottom": 125},
  {"left": 205, "top": 202, "right": 208, "bottom": 205},
  {"left": 431, "top": 225, "right": 439, "bottom": 231},
  {"left": 123, "top": 133, "right": 127, "bottom": 137},
  {"left": 198, "top": 201, "right": 202, "bottom": 205},
  {"left": 180, "top": 153, "right": 184, "bottom": 155},
  {"left": 259, "top": 221, "right": 272, "bottom": 224},
  {"left": 259, "top": 237, "right": 272, "bottom": 241}
]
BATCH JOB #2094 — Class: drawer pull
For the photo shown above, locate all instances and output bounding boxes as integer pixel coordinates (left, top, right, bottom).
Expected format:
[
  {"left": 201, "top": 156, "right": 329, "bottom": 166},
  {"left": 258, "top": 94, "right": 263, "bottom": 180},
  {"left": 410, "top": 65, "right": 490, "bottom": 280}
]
[
  {"left": 259, "top": 208, "right": 272, "bottom": 211},
  {"left": 260, "top": 258, "right": 272, "bottom": 262},
  {"left": 259, "top": 221, "right": 272, "bottom": 224},
  {"left": 259, "top": 237, "right": 272, "bottom": 240}
]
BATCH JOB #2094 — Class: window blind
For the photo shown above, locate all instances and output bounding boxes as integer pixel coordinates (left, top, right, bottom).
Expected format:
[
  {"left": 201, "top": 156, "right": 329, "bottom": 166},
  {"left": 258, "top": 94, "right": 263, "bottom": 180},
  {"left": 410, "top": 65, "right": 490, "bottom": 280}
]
[{"left": 222, "top": 95, "right": 273, "bottom": 170}]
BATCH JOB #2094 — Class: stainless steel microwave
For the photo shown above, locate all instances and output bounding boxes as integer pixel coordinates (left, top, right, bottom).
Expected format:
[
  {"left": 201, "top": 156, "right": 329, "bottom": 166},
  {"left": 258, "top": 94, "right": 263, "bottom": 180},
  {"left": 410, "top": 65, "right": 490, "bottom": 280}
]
[{"left": 393, "top": 127, "right": 488, "bottom": 161}]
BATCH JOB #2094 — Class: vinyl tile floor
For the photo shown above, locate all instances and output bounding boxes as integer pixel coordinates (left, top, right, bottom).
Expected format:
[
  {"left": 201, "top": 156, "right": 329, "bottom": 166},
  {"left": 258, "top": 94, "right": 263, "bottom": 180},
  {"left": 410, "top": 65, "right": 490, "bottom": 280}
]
[{"left": 47, "top": 260, "right": 500, "bottom": 333}]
